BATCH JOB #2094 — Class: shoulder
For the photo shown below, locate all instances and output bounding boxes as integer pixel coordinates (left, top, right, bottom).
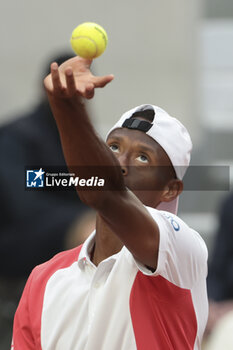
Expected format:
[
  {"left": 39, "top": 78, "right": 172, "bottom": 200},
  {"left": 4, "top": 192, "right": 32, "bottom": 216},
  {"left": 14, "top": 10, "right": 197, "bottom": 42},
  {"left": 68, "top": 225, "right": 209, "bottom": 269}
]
[
  {"left": 145, "top": 206, "right": 207, "bottom": 253},
  {"left": 145, "top": 206, "right": 208, "bottom": 283},
  {"left": 31, "top": 245, "right": 82, "bottom": 280},
  {"left": 146, "top": 206, "right": 185, "bottom": 232},
  {"left": 145, "top": 206, "right": 191, "bottom": 236},
  {"left": 19, "top": 246, "right": 83, "bottom": 316}
]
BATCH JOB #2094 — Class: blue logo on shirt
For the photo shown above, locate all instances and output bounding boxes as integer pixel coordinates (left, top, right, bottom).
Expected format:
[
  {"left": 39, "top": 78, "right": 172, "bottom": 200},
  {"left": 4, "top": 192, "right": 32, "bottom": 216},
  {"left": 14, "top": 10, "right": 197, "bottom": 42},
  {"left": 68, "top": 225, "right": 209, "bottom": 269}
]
[{"left": 162, "top": 213, "right": 180, "bottom": 231}]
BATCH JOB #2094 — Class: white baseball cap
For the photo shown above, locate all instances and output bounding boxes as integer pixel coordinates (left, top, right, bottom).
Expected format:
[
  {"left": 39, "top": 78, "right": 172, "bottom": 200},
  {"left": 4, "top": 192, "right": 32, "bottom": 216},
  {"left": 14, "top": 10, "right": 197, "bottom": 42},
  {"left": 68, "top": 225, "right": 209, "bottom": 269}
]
[{"left": 106, "top": 104, "right": 192, "bottom": 215}]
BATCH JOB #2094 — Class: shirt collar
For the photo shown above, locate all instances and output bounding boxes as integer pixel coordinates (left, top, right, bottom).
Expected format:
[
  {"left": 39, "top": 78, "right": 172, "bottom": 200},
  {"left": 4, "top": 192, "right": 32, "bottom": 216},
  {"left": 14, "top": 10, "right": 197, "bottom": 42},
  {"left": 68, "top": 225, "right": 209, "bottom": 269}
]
[
  {"left": 78, "top": 230, "right": 96, "bottom": 269},
  {"left": 77, "top": 230, "right": 123, "bottom": 270}
]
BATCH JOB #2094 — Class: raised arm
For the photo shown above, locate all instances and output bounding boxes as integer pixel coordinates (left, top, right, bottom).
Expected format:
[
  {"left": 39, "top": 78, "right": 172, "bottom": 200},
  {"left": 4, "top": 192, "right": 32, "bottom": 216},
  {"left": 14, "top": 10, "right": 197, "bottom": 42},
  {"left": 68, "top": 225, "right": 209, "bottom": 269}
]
[{"left": 44, "top": 57, "right": 160, "bottom": 269}]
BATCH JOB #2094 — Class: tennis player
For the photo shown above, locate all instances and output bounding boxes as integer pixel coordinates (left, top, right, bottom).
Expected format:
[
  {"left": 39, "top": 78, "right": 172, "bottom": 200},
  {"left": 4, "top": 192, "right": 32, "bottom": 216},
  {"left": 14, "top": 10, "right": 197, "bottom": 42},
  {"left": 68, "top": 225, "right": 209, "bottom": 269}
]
[{"left": 12, "top": 56, "right": 208, "bottom": 350}]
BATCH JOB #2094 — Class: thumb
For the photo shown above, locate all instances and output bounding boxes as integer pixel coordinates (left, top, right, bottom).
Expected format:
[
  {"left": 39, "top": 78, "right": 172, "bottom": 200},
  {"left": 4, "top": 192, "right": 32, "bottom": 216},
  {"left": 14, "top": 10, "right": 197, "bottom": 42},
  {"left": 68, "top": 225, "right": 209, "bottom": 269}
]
[{"left": 94, "top": 74, "right": 114, "bottom": 88}]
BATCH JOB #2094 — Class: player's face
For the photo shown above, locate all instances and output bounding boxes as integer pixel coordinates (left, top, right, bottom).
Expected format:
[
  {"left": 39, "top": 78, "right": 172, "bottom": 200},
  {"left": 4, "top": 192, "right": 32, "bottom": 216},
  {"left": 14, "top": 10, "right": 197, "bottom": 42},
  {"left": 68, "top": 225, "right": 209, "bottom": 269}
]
[{"left": 106, "top": 128, "right": 176, "bottom": 207}]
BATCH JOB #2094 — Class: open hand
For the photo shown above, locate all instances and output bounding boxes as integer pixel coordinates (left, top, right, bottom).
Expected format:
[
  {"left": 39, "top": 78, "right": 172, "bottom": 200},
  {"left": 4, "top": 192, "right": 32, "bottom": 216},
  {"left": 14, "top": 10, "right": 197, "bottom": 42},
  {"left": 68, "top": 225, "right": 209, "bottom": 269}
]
[{"left": 44, "top": 56, "right": 114, "bottom": 99}]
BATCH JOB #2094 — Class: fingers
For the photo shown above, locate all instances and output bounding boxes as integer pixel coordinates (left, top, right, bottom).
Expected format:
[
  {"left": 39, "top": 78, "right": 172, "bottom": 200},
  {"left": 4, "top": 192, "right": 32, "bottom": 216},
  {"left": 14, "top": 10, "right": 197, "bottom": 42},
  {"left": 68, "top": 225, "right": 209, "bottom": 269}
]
[
  {"left": 49, "top": 61, "right": 114, "bottom": 99},
  {"left": 94, "top": 74, "right": 114, "bottom": 88},
  {"left": 51, "top": 64, "right": 77, "bottom": 97},
  {"left": 51, "top": 62, "right": 63, "bottom": 92},
  {"left": 85, "top": 83, "right": 95, "bottom": 99},
  {"left": 65, "top": 67, "right": 76, "bottom": 96}
]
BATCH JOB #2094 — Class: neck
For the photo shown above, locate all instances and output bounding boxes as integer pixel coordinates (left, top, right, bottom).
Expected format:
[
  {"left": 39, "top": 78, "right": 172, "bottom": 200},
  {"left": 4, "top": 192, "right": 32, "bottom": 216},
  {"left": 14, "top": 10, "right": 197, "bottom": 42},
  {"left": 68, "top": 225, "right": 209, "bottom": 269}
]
[{"left": 91, "top": 214, "right": 123, "bottom": 266}]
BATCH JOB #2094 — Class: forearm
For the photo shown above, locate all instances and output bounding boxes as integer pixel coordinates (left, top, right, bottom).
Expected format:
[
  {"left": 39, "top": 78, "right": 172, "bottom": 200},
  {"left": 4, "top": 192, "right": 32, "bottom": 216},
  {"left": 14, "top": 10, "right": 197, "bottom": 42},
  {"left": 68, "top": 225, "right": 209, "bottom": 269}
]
[{"left": 46, "top": 93, "right": 125, "bottom": 205}]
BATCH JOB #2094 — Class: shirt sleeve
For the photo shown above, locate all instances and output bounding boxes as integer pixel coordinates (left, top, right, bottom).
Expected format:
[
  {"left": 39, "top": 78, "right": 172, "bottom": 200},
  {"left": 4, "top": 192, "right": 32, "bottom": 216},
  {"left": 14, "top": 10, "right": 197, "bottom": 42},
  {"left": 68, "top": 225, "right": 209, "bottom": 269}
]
[
  {"left": 11, "top": 270, "right": 37, "bottom": 350},
  {"left": 133, "top": 207, "right": 208, "bottom": 289}
]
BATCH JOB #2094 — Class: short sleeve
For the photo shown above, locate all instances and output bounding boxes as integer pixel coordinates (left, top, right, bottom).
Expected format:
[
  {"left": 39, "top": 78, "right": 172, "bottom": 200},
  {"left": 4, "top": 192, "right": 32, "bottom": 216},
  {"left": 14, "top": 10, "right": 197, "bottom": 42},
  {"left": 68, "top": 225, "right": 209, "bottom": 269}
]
[{"left": 133, "top": 207, "right": 208, "bottom": 289}]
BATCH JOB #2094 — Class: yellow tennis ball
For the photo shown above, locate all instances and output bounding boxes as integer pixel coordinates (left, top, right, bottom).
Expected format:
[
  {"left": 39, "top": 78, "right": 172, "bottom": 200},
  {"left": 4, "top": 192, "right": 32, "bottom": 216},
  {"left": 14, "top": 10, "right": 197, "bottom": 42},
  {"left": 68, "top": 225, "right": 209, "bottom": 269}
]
[{"left": 70, "top": 22, "right": 108, "bottom": 59}]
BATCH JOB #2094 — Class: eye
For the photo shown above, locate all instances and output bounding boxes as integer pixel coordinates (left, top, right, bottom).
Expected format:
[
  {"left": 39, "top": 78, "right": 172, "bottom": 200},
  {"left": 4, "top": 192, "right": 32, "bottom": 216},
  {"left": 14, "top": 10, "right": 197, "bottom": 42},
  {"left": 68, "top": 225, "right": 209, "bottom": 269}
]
[
  {"left": 109, "top": 144, "right": 119, "bottom": 153},
  {"left": 136, "top": 155, "right": 149, "bottom": 163}
]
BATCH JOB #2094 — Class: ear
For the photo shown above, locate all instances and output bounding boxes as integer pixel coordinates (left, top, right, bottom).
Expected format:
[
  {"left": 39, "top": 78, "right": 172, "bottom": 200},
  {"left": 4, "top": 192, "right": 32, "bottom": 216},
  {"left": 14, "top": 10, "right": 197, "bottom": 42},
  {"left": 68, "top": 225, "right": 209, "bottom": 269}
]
[{"left": 160, "top": 179, "right": 183, "bottom": 203}]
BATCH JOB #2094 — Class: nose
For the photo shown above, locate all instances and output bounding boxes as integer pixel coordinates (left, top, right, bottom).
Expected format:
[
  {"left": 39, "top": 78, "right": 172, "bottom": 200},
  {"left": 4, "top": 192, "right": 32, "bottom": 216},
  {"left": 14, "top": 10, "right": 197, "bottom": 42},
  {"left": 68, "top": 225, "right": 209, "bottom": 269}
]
[
  {"left": 121, "top": 166, "right": 128, "bottom": 176},
  {"left": 117, "top": 154, "right": 129, "bottom": 176}
]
